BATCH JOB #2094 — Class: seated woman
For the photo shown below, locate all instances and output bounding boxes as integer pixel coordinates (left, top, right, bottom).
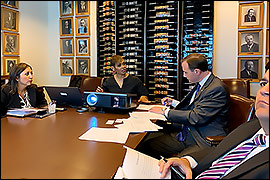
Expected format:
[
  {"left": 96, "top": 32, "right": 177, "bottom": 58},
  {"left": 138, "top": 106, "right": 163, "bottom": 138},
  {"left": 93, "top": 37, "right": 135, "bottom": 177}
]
[
  {"left": 96, "top": 55, "right": 150, "bottom": 103},
  {"left": 1, "top": 62, "right": 47, "bottom": 116}
]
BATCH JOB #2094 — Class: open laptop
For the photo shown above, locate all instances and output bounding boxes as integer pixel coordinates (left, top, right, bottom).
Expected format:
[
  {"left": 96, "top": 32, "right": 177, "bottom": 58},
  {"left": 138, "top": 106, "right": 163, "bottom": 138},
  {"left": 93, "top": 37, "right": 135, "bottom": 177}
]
[{"left": 44, "top": 86, "right": 83, "bottom": 108}]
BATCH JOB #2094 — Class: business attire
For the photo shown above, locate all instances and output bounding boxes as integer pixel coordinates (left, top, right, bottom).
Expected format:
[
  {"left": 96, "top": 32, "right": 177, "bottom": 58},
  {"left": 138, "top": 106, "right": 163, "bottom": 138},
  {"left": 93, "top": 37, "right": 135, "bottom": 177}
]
[
  {"left": 240, "top": 69, "right": 258, "bottom": 79},
  {"left": 102, "top": 74, "right": 149, "bottom": 98},
  {"left": 136, "top": 73, "right": 230, "bottom": 159},
  {"left": 1, "top": 84, "right": 47, "bottom": 116},
  {"left": 190, "top": 118, "right": 269, "bottom": 179},
  {"left": 244, "top": 14, "right": 256, "bottom": 22},
  {"left": 241, "top": 43, "right": 259, "bottom": 52}
]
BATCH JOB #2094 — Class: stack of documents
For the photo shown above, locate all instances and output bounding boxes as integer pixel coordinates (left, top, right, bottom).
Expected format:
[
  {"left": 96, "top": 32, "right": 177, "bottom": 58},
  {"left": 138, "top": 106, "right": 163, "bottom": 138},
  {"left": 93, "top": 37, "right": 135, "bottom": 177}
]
[{"left": 6, "top": 108, "right": 47, "bottom": 117}]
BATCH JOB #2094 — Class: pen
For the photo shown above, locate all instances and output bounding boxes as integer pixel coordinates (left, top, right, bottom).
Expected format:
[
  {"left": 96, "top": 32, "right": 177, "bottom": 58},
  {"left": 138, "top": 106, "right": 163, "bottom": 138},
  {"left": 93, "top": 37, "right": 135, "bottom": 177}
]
[{"left": 160, "top": 156, "right": 186, "bottom": 179}]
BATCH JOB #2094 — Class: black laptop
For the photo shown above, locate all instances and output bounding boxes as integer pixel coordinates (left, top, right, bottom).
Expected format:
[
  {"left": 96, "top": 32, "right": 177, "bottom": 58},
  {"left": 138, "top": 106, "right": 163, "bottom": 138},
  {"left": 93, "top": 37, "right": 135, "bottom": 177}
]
[{"left": 44, "top": 86, "right": 83, "bottom": 108}]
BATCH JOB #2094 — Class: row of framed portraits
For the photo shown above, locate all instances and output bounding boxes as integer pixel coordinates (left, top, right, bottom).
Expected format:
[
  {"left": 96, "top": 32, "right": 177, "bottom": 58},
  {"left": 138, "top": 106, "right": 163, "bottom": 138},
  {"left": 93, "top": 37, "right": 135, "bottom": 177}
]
[
  {"left": 60, "top": 16, "right": 90, "bottom": 36},
  {"left": 238, "top": 1, "right": 269, "bottom": 29},
  {"left": 60, "top": 1, "right": 90, "bottom": 17},
  {"left": 60, "top": 37, "right": 90, "bottom": 56},
  {"left": 238, "top": 57, "right": 269, "bottom": 81},
  {"left": 60, "top": 57, "right": 90, "bottom": 76},
  {"left": 238, "top": 29, "right": 269, "bottom": 56}
]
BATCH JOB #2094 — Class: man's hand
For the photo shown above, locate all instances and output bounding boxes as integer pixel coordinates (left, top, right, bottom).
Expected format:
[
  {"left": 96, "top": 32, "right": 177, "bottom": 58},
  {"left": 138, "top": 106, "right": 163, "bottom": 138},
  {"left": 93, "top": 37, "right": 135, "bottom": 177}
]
[
  {"left": 161, "top": 97, "right": 173, "bottom": 106},
  {"left": 149, "top": 106, "right": 164, "bottom": 114}
]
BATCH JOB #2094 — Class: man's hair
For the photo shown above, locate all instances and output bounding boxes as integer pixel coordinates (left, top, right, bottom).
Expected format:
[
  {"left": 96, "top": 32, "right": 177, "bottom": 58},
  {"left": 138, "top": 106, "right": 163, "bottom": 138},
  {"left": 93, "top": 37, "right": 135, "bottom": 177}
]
[
  {"left": 245, "top": 34, "right": 254, "bottom": 40},
  {"left": 244, "top": 60, "right": 254, "bottom": 67},
  {"left": 111, "top": 55, "right": 124, "bottom": 67},
  {"left": 181, "top": 53, "right": 208, "bottom": 72},
  {"left": 247, "top": 8, "right": 254, "bottom": 14}
]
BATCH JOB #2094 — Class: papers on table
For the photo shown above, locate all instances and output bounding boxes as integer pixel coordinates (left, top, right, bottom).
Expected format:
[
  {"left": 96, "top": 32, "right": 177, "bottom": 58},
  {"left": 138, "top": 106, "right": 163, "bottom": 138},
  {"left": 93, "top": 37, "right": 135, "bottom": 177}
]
[
  {"left": 114, "top": 146, "right": 171, "bottom": 179},
  {"left": 129, "top": 111, "right": 167, "bottom": 121},
  {"left": 79, "top": 127, "right": 129, "bottom": 144},
  {"left": 6, "top": 108, "right": 47, "bottom": 117},
  {"left": 136, "top": 104, "right": 166, "bottom": 111}
]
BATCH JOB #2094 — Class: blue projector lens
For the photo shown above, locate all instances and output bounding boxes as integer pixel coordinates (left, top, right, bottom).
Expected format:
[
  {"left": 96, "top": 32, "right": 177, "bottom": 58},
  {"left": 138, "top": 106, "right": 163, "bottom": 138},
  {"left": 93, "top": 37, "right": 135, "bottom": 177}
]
[{"left": 86, "top": 93, "right": 98, "bottom": 106}]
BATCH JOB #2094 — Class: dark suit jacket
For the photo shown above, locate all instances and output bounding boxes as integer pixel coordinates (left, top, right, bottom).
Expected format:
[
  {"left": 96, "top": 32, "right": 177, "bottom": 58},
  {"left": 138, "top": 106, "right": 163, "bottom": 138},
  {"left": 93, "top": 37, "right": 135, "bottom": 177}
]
[
  {"left": 241, "top": 69, "right": 258, "bottom": 79},
  {"left": 1, "top": 84, "right": 47, "bottom": 115},
  {"left": 168, "top": 74, "right": 230, "bottom": 146},
  {"left": 191, "top": 118, "right": 269, "bottom": 179},
  {"left": 241, "top": 43, "right": 259, "bottom": 52},
  {"left": 244, "top": 14, "right": 256, "bottom": 22}
]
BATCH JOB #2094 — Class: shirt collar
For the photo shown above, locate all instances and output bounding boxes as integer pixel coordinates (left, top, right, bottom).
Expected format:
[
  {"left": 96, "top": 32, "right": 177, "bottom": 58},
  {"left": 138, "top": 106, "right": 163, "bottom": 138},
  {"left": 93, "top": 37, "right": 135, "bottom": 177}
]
[{"left": 198, "top": 72, "right": 211, "bottom": 87}]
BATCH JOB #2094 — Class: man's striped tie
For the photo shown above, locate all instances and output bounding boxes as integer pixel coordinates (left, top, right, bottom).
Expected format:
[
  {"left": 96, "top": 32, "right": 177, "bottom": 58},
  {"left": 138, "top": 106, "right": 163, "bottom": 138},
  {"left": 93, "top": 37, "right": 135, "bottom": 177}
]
[{"left": 196, "top": 134, "right": 266, "bottom": 179}]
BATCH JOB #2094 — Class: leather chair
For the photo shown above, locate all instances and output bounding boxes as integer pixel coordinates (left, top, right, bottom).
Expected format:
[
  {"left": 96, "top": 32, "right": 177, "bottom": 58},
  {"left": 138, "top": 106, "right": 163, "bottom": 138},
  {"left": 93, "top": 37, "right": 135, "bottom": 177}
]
[
  {"left": 68, "top": 75, "right": 88, "bottom": 88},
  {"left": 221, "top": 78, "right": 250, "bottom": 98},
  {"left": 80, "top": 76, "right": 103, "bottom": 94},
  {"left": 206, "top": 94, "right": 255, "bottom": 146}
]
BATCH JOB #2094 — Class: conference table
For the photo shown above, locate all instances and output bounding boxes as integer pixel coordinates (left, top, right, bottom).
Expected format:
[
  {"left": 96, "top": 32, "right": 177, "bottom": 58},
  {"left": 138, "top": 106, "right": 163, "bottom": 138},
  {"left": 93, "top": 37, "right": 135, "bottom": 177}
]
[{"left": 1, "top": 108, "right": 147, "bottom": 179}]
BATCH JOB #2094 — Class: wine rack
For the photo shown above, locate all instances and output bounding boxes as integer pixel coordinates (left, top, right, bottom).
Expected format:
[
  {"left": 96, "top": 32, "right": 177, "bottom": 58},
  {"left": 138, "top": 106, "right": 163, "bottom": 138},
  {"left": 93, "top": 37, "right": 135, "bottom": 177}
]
[
  {"left": 146, "top": 1, "right": 180, "bottom": 102},
  {"left": 97, "top": 1, "right": 116, "bottom": 77}
]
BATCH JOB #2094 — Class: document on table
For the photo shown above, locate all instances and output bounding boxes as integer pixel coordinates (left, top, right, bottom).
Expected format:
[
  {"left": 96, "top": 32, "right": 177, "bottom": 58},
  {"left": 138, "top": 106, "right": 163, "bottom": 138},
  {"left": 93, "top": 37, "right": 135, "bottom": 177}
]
[
  {"left": 78, "top": 127, "right": 129, "bottom": 144},
  {"left": 136, "top": 104, "right": 166, "bottom": 111},
  {"left": 129, "top": 111, "right": 167, "bottom": 121},
  {"left": 114, "top": 146, "right": 171, "bottom": 179}
]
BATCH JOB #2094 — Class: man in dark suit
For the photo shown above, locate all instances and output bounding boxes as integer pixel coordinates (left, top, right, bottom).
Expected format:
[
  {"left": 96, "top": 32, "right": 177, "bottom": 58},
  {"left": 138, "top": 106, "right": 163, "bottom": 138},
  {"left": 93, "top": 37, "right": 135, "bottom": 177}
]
[
  {"left": 244, "top": 8, "right": 256, "bottom": 22},
  {"left": 159, "top": 62, "right": 269, "bottom": 179},
  {"left": 241, "top": 34, "right": 259, "bottom": 52},
  {"left": 240, "top": 60, "right": 258, "bottom": 79},
  {"left": 136, "top": 53, "right": 230, "bottom": 159}
]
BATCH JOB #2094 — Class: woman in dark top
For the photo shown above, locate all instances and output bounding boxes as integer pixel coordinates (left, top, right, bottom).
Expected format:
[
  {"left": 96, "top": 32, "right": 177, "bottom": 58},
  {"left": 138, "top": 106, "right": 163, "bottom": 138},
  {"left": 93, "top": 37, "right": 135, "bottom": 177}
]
[
  {"left": 96, "top": 55, "right": 150, "bottom": 103},
  {"left": 1, "top": 63, "right": 47, "bottom": 116}
]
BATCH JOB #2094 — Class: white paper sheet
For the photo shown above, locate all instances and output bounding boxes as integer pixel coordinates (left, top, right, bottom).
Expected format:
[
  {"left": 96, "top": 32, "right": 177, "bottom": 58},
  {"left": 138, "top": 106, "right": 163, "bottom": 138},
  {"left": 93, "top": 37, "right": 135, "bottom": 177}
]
[
  {"left": 120, "top": 146, "right": 171, "bottom": 179},
  {"left": 78, "top": 127, "right": 129, "bottom": 144},
  {"left": 136, "top": 104, "right": 166, "bottom": 111},
  {"left": 129, "top": 111, "right": 167, "bottom": 121}
]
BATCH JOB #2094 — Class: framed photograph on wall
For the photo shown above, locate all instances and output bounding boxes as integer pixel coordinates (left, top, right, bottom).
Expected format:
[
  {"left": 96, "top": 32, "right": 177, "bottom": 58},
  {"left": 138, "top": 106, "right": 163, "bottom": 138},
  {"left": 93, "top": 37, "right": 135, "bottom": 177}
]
[
  {"left": 76, "top": 37, "right": 90, "bottom": 56},
  {"left": 76, "top": 57, "right": 90, "bottom": 75},
  {"left": 75, "top": 16, "right": 90, "bottom": 36},
  {"left": 1, "top": 1, "right": 19, "bottom": 9},
  {"left": 238, "top": 57, "right": 262, "bottom": 81},
  {"left": 267, "top": 1, "right": 269, "bottom": 28},
  {"left": 2, "top": 32, "right": 20, "bottom": 55},
  {"left": 60, "top": 57, "right": 74, "bottom": 76},
  {"left": 238, "top": 2, "right": 263, "bottom": 29},
  {"left": 75, "top": 1, "right": 90, "bottom": 16},
  {"left": 60, "top": 1, "right": 74, "bottom": 16},
  {"left": 1, "top": 7, "right": 19, "bottom": 32},
  {"left": 60, "top": 37, "right": 74, "bottom": 56},
  {"left": 3, "top": 56, "right": 20, "bottom": 75},
  {"left": 60, "top": 17, "right": 73, "bottom": 36},
  {"left": 238, "top": 30, "right": 262, "bottom": 55}
]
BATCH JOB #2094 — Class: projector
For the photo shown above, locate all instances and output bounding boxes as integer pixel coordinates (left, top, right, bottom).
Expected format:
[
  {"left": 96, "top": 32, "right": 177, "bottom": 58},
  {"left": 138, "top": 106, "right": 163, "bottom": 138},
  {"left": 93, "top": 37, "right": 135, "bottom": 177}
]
[{"left": 83, "top": 91, "right": 138, "bottom": 109}]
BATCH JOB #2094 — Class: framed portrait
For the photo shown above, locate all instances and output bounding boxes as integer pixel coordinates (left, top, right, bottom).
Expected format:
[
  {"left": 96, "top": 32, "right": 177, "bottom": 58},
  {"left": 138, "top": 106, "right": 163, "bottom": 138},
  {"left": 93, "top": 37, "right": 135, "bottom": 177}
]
[
  {"left": 76, "top": 57, "right": 90, "bottom": 75},
  {"left": 238, "top": 30, "right": 262, "bottom": 55},
  {"left": 75, "top": 16, "right": 90, "bottom": 36},
  {"left": 60, "top": 1, "right": 74, "bottom": 16},
  {"left": 238, "top": 57, "right": 262, "bottom": 82},
  {"left": 76, "top": 37, "right": 90, "bottom": 56},
  {"left": 1, "top": 1, "right": 19, "bottom": 9},
  {"left": 2, "top": 32, "right": 20, "bottom": 55},
  {"left": 266, "top": 29, "right": 269, "bottom": 55},
  {"left": 267, "top": 1, "right": 269, "bottom": 28},
  {"left": 3, "top": 56, "right": 20, "bottom": 75},
  {"left": 60, "top": 17, "right": 74, "bottom": 36},
  {"left": 238, "top": 2, "right": 263, "bottom": 29},
  {"left": 60, "top": 57, "right": 74, "bottom": 76},
  {"left": 1, "top": 7, "right": 19, "bottom": 32},
  {"left": 75, "top": 1, "right": 90, "bottom": 15},
  {"left": 60, "top": 37, "right": 74, "bottom": 56}
]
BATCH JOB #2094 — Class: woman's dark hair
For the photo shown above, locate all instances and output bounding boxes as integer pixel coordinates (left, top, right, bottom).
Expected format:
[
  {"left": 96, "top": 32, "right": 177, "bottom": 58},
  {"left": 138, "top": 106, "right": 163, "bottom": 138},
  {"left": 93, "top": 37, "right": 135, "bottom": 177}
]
[
  {"left": 7, "top": 62, "right": 32, "bottom": 95},
  {"left": 181, "top": 53, "right": 209, "bottom": 72}
]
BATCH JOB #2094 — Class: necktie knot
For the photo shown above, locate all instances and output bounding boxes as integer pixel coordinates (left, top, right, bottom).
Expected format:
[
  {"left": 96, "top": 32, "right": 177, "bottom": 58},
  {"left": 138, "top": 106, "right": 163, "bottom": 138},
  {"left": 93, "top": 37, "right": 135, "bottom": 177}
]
[{"left": 253, "top": 134, "right": 266, "bottom": 146}]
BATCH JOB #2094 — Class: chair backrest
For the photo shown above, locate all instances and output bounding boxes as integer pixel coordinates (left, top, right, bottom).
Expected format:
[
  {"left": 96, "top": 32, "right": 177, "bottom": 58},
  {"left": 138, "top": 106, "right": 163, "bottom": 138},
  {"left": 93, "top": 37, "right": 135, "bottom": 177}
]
[
  {"left": 80, "top": 76, "right": 103, "bottom": 94},
  {"left": 221, "top": 79, "right": 250, "bottom": 98},
  {"left": 227, "top": 94, "right": 255, "bottom": 133},
  {"left": 68, "top": 75, "right": 88, "bottom": 88}
]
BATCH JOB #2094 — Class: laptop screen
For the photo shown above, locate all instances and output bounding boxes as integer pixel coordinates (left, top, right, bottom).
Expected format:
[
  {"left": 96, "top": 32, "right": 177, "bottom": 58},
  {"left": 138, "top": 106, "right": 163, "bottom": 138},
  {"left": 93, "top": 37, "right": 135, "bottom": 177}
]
[{"left": 44, "top": 86, "right": 83, "bottom": 108}]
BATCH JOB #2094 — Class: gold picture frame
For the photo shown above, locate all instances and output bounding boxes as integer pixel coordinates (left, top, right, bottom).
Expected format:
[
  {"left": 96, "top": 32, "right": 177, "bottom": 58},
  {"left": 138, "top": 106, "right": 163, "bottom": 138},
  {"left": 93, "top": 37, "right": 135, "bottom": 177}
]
[
  {"left": 60, "top": 17, "right": 74, "bottom": 36},
  {"left": 1, "top": 7, "right": 19, "bottom": 32},
  {"left": 267, "top": 1, "right": 269, "bottom": 28},
  {"left": 238, "top": 2, "right": 264, "bottom": 29},
  {"left": 266, "top": 29, "right": 269, "bottom": 56},
  {"left": 76, "top": 37, "right": 90, "bottom": 56},
  {"left": 60, "top": 1, "right": 74, "bottom": 17},
  {"left": 60, "top": 37, "right": 74, "bottom": 56},
  {"left": 3, "top": 56, "right": 20, "bottom": 75},
  {"left": 1, "top": 1, "right": 19, "bottom": 9},
  {"left": 2, "top": 32, "right": 20, "bottom": 55},
  {"left": 60, "top": 57, "right": 74, "bottom": 76},
  {"left": 75, "top": 16, "right": 90, "bottom": 36},
  {"left": 238, "top": 57, "right": 262, "bottom": 82},
  {"left": 76, "top": 57, "right": 90, "bottom": 75},
  {"left": 238, "top": 29, "right": 263, "bottom": 55},
  {"left": 75, "top": 1, "right": 90, "bottom": 16}
]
